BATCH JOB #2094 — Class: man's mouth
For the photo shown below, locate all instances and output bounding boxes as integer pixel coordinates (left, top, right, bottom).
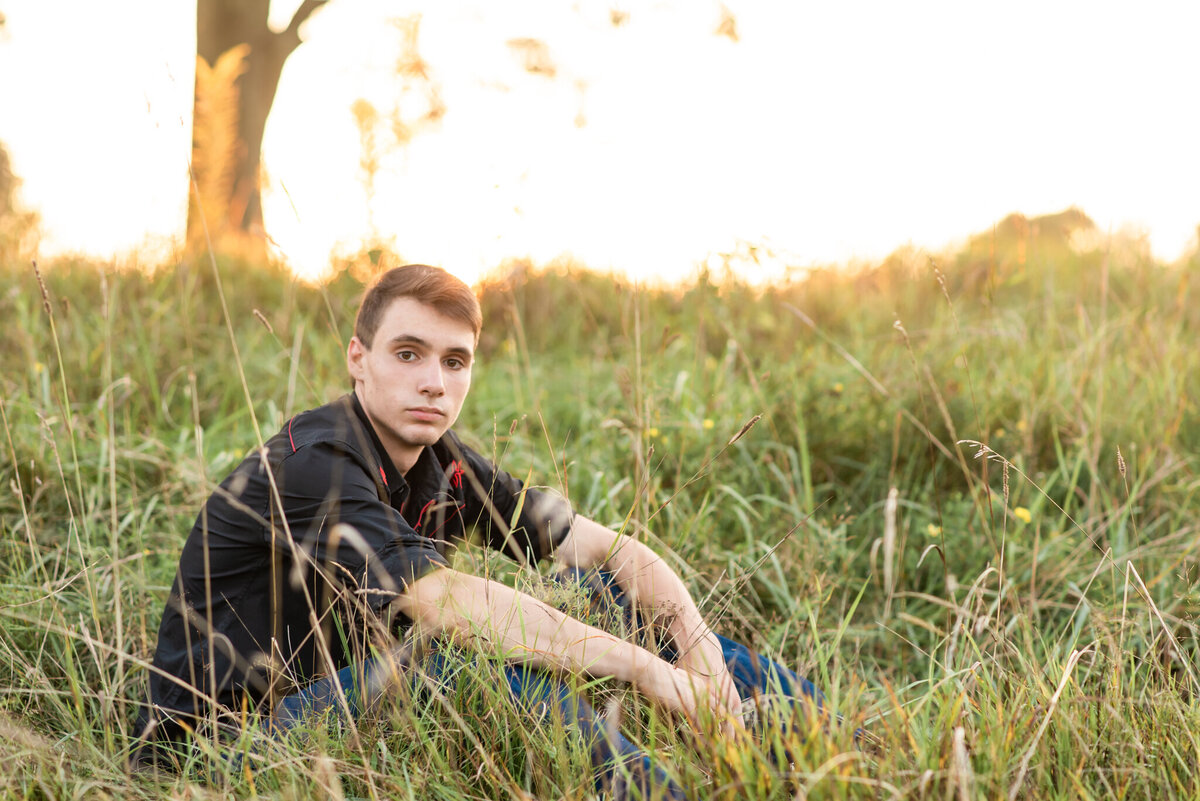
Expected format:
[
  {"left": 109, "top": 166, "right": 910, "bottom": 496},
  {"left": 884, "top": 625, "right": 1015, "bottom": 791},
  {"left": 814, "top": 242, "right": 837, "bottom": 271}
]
[{"left": 407, "top": 407, "right": 445, "bottom": 422}]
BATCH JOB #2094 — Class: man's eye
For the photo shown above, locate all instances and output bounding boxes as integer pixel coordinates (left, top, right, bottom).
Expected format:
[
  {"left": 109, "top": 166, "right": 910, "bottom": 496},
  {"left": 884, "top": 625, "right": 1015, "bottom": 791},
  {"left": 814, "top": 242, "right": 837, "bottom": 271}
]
[
  {"left": 445, "top": 358, "right": 464, "bottom": 370},
  {"left": 396, "top": 350, "right": 417, "bottom": 362}
]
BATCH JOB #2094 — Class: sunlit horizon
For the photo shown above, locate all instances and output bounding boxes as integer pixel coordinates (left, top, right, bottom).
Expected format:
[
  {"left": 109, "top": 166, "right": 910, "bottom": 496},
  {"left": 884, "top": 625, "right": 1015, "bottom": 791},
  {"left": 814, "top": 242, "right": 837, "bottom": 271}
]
[{"left": 2, "top": 1, "right": 1199, "bottom": 288}]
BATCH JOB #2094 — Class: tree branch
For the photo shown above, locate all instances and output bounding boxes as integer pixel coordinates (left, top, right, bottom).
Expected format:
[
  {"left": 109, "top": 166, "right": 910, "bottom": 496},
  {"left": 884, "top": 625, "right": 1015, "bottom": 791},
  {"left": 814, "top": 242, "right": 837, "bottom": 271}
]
[
  {"left": 285, "top": 0, "right": 329, "bottom": 39},
  {"left": 277, "top": 0, "right": 329, "bottom": 55}
]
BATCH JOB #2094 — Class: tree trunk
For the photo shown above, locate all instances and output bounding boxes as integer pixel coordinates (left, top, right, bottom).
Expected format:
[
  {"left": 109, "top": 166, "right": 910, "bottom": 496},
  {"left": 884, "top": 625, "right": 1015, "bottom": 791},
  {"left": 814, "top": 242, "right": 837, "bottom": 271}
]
[{"left": 189, "top": 0, "right": 327, "bottom": 252}]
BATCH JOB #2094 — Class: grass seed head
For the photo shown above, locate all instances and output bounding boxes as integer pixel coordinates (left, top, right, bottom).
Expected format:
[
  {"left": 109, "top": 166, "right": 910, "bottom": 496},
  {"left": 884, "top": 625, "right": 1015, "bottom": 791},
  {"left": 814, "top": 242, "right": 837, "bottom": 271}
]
[{"left": 31, "top": 259, "right": 51, "bottom": 316}]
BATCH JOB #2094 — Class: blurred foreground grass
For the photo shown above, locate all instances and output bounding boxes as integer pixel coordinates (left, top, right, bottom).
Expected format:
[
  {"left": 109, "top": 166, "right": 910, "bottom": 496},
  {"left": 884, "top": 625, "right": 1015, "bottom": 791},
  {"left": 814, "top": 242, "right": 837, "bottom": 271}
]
[{"left": 1, "top": 230, "right": 1199, "bottom": 799}]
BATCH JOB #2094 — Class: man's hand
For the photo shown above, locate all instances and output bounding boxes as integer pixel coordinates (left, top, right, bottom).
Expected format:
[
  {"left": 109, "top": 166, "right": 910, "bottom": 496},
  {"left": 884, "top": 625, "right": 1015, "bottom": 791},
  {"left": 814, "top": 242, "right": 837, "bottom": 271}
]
[
  {"left": 556, "top": 518, "right": 746, "bottom": 731},
  {"left": 647, "top": 663, "right": 743, "bottom": 735},
  {"left": 649, "top": 630, "right": 743, "bottom": 731},
  {"left": 677, "top": 659, "right": 743, "bottom": 734}
]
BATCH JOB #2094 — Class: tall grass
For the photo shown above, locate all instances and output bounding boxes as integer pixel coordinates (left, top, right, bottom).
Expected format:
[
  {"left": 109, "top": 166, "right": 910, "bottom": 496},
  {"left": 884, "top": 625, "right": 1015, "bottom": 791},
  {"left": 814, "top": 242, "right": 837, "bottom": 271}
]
[{"left": 1, "top": 233, "right": 1198, "bottom": 799}]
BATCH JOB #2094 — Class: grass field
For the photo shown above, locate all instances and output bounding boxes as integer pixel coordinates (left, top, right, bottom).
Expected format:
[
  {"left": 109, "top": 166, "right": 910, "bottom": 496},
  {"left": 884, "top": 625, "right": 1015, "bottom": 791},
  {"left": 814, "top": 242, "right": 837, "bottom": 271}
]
[{"left": 2, "top": 226, "right": 1199, "bottom": 799}]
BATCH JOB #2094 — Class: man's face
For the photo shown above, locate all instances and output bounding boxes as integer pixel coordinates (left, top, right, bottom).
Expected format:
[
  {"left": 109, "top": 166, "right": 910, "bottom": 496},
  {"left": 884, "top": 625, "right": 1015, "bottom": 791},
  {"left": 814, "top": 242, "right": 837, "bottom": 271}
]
[{"left": 347, "top": 297, "right": 475, "bottom": 474}]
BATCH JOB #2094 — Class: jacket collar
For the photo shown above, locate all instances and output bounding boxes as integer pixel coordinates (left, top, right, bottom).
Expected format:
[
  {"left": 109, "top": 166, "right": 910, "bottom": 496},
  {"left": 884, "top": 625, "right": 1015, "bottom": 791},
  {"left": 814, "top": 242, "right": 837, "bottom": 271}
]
[{"left": 347, "top": 391, "right": 408, "bottom": 497}]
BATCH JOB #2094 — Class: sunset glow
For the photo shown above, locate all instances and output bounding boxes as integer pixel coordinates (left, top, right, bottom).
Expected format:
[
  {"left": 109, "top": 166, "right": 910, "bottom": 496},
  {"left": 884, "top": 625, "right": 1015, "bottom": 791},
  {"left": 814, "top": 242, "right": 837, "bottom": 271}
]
[{"left": 2, "top": 1, "right": 1199, "bottom": 285}]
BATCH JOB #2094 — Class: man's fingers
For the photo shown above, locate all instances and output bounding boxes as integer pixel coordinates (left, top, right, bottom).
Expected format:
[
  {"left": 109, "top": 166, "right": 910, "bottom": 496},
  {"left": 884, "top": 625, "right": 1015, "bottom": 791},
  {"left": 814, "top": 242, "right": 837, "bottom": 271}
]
[{"left": 680, "top": 670, "right": 745, "bottom": 733}]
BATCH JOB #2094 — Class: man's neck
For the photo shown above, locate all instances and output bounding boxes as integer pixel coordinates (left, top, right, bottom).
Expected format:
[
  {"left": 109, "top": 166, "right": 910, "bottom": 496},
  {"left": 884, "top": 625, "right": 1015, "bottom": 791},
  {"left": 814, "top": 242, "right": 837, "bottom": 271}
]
[
  {"left": 349, "top": 388, "right": 422, "bottom": 476},
  {"left": 391, "top": 444, "right": 423, "bottom": 476}
]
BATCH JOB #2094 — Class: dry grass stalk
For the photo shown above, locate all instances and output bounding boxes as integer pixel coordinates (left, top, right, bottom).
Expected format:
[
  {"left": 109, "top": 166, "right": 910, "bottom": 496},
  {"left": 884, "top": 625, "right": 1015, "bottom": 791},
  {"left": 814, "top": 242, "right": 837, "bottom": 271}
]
[
  {"left": 883, "top": 487, "right": 898, "bottom": 616},
  {"left": 952, "top": 725, "right": 972, "bottom": 801},
  {"left": 1007, "top": 647, "right": 1089, "bottom": 801}
]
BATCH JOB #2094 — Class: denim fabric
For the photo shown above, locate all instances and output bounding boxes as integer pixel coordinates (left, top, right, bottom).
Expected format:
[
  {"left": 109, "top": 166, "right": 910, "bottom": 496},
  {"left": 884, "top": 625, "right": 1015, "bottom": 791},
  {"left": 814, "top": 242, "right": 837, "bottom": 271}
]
[{"left": 270, "top": 568, "right": 826, "bottom": 800}]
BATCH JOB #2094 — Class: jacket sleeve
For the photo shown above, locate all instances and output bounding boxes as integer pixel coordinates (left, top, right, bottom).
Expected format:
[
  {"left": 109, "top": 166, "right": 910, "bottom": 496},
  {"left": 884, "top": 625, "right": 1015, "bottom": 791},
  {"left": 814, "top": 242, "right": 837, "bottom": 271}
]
[
  {"left": 444, "top": 434, "right": 575, "bottom": 565},
  {"left": 271, "top": 441, "right": 448, "bottom": 614}
]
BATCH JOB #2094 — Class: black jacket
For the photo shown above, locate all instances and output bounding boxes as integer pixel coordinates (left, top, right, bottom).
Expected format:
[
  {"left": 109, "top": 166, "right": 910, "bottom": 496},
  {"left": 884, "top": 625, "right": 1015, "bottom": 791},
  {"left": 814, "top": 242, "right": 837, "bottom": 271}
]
[{"left": 142, "top": 392, "right": 574, "bottom": 730}]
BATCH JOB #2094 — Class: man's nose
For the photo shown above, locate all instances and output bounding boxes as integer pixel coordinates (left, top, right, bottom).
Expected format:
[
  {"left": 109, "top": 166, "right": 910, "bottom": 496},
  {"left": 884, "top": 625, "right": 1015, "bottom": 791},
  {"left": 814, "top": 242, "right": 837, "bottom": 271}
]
[{"left": 418, "top": 362, "right": 445, "bottom": 395}]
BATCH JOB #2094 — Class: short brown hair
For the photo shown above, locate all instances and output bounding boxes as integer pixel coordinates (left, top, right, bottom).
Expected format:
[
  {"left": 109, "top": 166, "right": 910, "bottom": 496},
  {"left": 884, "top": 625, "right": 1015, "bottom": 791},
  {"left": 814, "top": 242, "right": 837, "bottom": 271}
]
[{"left": 354, "top": 264, "right": 482, "bottom": 348}]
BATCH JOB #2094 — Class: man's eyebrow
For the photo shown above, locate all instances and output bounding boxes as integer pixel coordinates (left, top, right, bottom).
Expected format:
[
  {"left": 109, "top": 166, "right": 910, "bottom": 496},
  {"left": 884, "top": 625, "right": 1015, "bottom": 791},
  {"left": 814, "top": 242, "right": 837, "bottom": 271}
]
[
  {"left": 388, "top": 334, "right": 474, "bottom": 358},
  {"left": 387, "top": 334, "right": 431, "bottom": 348}
]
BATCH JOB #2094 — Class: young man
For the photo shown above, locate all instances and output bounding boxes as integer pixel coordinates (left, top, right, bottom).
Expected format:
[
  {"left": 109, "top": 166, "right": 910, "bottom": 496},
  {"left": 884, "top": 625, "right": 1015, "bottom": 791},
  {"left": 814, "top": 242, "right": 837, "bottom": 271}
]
[{"left": 135, "top": 264, "right": 823, "bottom": 796}]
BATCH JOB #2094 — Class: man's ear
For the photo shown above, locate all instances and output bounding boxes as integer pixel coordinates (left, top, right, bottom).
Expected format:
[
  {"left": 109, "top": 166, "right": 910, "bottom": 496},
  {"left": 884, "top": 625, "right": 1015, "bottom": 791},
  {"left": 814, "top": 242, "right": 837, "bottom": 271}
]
[{"left": 346, "top": 336, "right": 367, "bottom": 381}]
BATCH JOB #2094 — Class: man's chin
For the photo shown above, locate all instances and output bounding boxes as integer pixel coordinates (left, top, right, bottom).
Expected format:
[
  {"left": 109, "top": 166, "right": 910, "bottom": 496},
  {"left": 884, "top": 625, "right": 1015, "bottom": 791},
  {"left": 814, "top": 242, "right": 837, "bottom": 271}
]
[{"left": 401, "top": 425, "right": 446, "bottom": 447}]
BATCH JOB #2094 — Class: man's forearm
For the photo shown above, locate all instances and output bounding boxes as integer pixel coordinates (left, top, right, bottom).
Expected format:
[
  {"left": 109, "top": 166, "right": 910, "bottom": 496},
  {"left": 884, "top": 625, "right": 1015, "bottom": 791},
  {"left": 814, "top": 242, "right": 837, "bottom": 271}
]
[
  {"left": 560, "top": 517, "right": 726, "bottom": 673},
  {"left": 396, "top": 568, "right": 711, "bottom": 716},
  {"left": 628, "top": 559, "right": 727, "bottom": 677}
]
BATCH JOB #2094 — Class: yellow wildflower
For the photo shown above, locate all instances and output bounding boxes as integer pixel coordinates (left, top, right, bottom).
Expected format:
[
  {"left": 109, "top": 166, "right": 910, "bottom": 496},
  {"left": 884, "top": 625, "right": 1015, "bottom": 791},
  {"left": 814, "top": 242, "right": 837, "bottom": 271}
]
[
  {"left": 646, "top": 427, "right": 659, "bottom": 439},
  {"left": 926, "top": 523, "right": 942, "bottom": 537},
  {"left": 1013, "top": 507, "right": 1032, "bottom": 524},
  {"left": 832, "top": 382, "right": 844, "bottom": 394},
  {"left": 702, "top": 419, "right": 715, "bottom": 430}
]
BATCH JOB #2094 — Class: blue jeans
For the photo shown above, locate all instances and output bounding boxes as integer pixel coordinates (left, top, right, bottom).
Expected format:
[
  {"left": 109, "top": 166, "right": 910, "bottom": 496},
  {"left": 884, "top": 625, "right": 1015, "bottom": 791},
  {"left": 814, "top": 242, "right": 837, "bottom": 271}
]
[{"left": 271, "top": 569, "right": 827, "bottom": 799}]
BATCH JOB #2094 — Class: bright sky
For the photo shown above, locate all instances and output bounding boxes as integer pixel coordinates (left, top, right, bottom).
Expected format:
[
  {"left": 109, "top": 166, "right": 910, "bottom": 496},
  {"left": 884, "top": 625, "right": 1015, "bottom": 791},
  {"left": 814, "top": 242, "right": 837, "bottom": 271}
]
[{"left": 2, "top": 1, "right": 1199, "bottom": 285}]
